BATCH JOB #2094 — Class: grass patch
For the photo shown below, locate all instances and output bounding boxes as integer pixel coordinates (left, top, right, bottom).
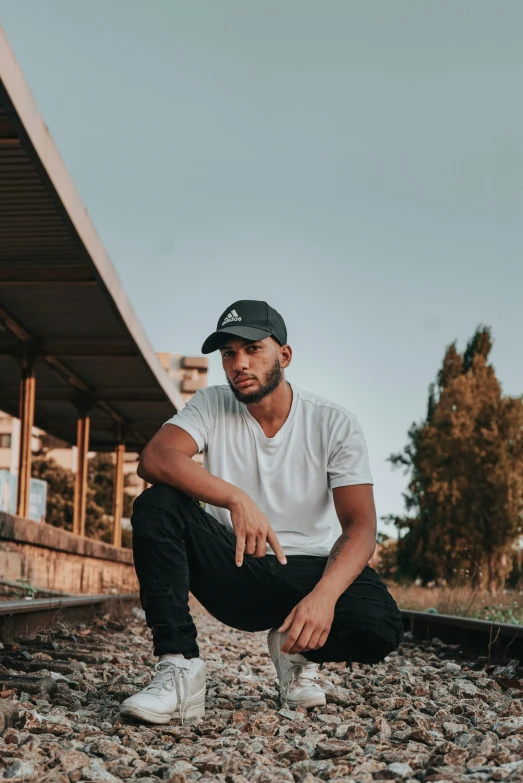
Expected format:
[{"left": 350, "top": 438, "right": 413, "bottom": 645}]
[{"left": 388, "top": 582, "right": 523, "bottom": 625}]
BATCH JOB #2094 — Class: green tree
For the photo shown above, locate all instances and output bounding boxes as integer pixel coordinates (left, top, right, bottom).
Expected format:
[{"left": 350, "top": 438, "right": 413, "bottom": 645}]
[
  {"left": 31, "top": 456, "right": 107, "bottom": 539},
  {"left": 389, "top": 327, "right": 523, "bottom": 594},
  {"left": 31, "top": 456, "right": 75, "bottom": 531},
  {"left": 88, "top": 453, "right": 134, "bottom": 520},
  {"left": 372, "top": 532, "right": 399, "bottom": 581},
  {"left": 88, "top": 453, "right": 134, "bottom": 547}
]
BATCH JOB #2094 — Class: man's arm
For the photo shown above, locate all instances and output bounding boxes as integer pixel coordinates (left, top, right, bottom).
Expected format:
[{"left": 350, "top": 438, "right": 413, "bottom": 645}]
[
  {"left": 312, "top": 484, "right": 377, "bottom": 601},
  {"left": 138, "top": 423, "right": 237, "bottom": 509},
  {"left": 279, "top": 484, "right": 376, "bottom": 654},
  {"left": 138, "top": 424, "right": 287, "bottom": 565}
]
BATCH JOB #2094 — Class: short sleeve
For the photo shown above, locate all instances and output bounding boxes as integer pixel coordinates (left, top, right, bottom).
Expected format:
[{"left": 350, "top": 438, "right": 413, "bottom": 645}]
[
  {"left": 162, "top": 388, "right": 212, "bottom": 453},
  {"left": 328, "top": 414, "right": 374, "bottom": 489}
]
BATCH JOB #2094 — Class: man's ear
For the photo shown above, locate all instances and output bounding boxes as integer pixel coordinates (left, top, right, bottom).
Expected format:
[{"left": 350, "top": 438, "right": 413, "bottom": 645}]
[{"left": 280, "top": 344, "right": 292, "bottom": 369}]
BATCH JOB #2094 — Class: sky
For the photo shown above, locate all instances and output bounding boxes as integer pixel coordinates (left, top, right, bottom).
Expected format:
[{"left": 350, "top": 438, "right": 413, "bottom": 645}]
[{"left": 1, "top": 1, "right": 522, "bottom": 534}]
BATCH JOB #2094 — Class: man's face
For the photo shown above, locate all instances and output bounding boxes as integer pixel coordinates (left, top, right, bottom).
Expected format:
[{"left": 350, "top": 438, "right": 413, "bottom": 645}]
[{"left": 220, "top": 336, "right": 287, "bottom": 403}]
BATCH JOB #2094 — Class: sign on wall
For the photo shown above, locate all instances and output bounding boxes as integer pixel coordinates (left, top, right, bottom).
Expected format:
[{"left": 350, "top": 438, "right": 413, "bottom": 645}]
[{"left": 0, "top": 470, "right": 48, "bottom": 522}]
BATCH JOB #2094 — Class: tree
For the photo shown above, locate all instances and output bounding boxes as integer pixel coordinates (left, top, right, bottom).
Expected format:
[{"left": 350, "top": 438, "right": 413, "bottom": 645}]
[
  {"left": 88, "top": 453, "right": 134, "bottom": 520},
  {"left": 371, "top": 532, "right": 399, "bottom": 581},
  {"left": 389, "top": 326, "right": 523, "bottom": 594},
  {"left": 31, "top": 456, "right": 107, "bottom": 539},
  {"left": 31, "top": 456, "right": 75, "bottom": 532},
  {"left": 88, "top": 453, "right": 134, "bottom": 546}
]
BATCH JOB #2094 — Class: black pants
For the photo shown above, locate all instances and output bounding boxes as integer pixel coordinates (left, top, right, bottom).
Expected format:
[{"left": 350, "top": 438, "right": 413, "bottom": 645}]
[{"left": 131, "top": 484, "right": 404, "bottom": 665}]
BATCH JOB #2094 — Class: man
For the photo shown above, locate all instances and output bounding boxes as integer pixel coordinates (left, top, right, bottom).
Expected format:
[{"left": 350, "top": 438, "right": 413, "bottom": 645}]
[{"left": 120, "top": 300, "right": 403, "bottom": 725}]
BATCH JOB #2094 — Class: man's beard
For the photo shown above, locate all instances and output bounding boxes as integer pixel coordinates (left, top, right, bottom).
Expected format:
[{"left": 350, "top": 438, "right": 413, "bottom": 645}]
[{"left": 226, "top": 358, "right": 283, "bottom": 404}]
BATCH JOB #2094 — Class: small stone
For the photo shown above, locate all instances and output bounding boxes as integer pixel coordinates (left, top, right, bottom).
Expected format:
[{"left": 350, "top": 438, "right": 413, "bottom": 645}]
[
  {"left": 345, "top": 723, "right": 368, "bottom": 741},
  {"left": 493, "top": 659, "right": 520, "bottom": 678},
  {"left": 253, "top": 713, "right": 280, "bottom": 735},
  {"left": 443, "top": 747, "right": 468, "bottom": 766},
  {"left": 273, "top": 739, "right": 293, "bottom": 754},
  {"left": 0, "top": 700, "right": 22, "bottom": 736},
  {"left": 467, "top": 754, "right": 489, "bottom": 769},
  {"left": 501, "top": 759, "right": 523, "bottom": 774},
  {"left": 351, "top": 759, "right": 386, "bottom": 776},
  {"left": 444, "top": 661, "right": 461, "bottom": 672},
  {"left": 59, "top": 751, "right": 91, "bottom": 774},
  {"left": 315, "top": 739, "right": 350, "bottom": 758},
  {"left": 192, "top": 752, "right": 221, "bottom": 773},
  {"left": 493, "top": 717, "right": 523, "bottom": 738},
  {"left": 316, "top": 713, "right": 341, "bottom": 725},
  {"left": 442, "top": 721, "right": 468, "bottom": 738},
  {"left": 386, "top": 762, "right": 414, "bottom": 779},
  {"left": 24, "top": 710, "right": 72, "bottom": 735},
  {"left": 249, "top": 764, "right": 294, "bottom": 782},
  {"left": 409, "top": 727, "right": 434, "bottom": 745},
  {"left": 285, "top": 747, "right": 310, "bottom": 763},
  {"left": 325, "top": 686, "right": 355, "bottom": 706},
  {"left": 167, "top": 760, "right": 198, "bottom": 777},
  {"left": 80, "top": 758, "right": 122, "bottom": 782},
  {"left": 279, "top": 708, "right": 306, "bottom": 722},
  {"left": 451, "top": 679, "right": 479, "bottom": 697},
  {"left": 392, "top": 727, "right": 412, "bottom": 741},
  {"left": 378, "top": 717, "right": 392, "bottom": 741},
  {"left": 89, "top": 738, "right": 124, "bottom": 760},
  {"left": 290, "top": 758, "right": 334, "bottom": 778},
  {"left": 4, "top": 760, "right": 39, "bottom": 779},
  {"left": 455, "top": 732, "right": 482, "bottom": 748}
]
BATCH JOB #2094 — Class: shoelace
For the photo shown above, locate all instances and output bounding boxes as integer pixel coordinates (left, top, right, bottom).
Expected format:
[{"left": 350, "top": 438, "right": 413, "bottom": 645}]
[
  {"left": 281, "top": 661, "right": 321, "bottom": 707},
  {"left": 143, "top": 660, "right": 190, "bottom": 724}
]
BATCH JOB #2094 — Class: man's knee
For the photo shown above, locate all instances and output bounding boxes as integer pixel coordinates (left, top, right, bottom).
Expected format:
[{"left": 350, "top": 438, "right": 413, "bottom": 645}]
[
  {"left": 136, "top": 483, "right": 190, "bottom": 510},
  {"left": 131, "top": 484, "right": 189, "bottom": 540},
  {"left": 350, "top": 601, "right": 404, "bottom": 662}
]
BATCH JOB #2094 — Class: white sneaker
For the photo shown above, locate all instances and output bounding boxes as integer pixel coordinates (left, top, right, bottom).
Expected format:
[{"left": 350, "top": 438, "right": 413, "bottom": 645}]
[
  {"left": 267, "top": 629, "right": 327, "bottom": 709},
  {"left": 120, "top": 654, "right": 207, "bottom": 725}
]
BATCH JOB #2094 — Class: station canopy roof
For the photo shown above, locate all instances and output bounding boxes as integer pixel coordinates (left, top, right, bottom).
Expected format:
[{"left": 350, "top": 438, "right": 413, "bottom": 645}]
[{"left": 0, "top": 30, "right": 184, "bottom": 451}]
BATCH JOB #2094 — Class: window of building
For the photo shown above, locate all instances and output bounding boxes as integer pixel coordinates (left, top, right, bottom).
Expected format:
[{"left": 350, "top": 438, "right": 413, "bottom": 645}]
[{"left": 0, "top": 434, "right": 12, "bottom": 448}]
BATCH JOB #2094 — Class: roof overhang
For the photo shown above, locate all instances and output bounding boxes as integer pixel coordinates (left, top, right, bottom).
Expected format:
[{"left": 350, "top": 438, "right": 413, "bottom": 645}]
[{"left": 0, "top": 28, "right": 184, "bottom": 451}]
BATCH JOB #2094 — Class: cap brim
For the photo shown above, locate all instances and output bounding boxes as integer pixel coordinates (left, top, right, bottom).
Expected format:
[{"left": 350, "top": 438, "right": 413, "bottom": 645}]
[{"left": 201, "top": 326, "right": 272, "bottom": 354}]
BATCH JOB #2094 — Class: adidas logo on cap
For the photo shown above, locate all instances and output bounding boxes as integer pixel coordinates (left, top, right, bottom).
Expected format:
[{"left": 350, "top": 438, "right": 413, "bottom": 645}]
[{"left": 222, "top": 309, "right": 242, "bottom": 325}]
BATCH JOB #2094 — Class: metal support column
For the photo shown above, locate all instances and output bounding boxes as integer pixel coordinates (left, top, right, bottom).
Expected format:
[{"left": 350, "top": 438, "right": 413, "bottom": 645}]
[
  {"left": 72, "top": 391, "right": 94, "bottom": 537},
  {"left": 16, "top": 352, "right": 36, "bottom": 518},
  {"left": 73, "top": 414, "right": 90, "bottom": 536},
  {"left": 112, "top": 441, "right": 125, "bottom": 547}
]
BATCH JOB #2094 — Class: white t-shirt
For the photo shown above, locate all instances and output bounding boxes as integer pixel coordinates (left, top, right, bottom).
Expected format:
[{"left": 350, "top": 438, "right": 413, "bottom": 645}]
[{"left": 164, "top": 383, "right": 373, "bottom": 556}]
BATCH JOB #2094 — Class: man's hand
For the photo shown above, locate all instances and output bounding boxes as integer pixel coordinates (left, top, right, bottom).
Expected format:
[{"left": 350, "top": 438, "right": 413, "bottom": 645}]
[
  {"left": 278, "top": 591, "right": 336, "bottom": 654},
  {"left": 228, "top": 490, "right": 287, "bottom": 567}
]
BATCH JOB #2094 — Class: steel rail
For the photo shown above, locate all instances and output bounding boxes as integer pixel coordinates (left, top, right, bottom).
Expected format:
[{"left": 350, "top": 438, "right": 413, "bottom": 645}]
[
  {"left": 0, "top": 592, "right": 140, "bottom": 616},
  {"left": 400, "top": 609, "right": 523, "bottom": 661},
  {"left": 0, "top": 592, "right": 140, "bottom": 640},
  {"left": 1, "top": 597, "right": 522, "bottom": 662}
]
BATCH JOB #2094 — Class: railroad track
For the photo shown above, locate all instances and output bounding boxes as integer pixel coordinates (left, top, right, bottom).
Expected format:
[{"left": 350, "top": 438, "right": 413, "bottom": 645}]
[
  {"left": 0, "top": 592, "right": 139, "bottom": 641},
  {"left": 1, "top": 595, "right": 522, "bottom": 783},
  {"left": 1, "top": 594, "right": 521, "bottom": 664},
  {"left": 402, "top": 609, "right": 523, "bottom": 664},
  {"left": 0, "top": 592, "right": 140, "bottom": 703}
]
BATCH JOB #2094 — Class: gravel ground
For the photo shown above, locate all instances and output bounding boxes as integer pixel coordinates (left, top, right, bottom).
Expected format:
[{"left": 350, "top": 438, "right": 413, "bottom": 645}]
[{"left": 1, "top": 596, "right": 523, "bottom": 782}]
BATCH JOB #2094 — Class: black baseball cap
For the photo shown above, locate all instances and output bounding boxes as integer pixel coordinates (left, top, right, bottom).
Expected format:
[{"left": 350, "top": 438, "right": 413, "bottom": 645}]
[{"left": 201, "top": 300, "right": 287, "bottom": 354}]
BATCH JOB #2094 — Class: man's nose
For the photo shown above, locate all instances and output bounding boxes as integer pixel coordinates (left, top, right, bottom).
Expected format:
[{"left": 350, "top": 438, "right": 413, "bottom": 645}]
[{"left": 232, "top": 352, "right": 249, "bottom": 373}]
